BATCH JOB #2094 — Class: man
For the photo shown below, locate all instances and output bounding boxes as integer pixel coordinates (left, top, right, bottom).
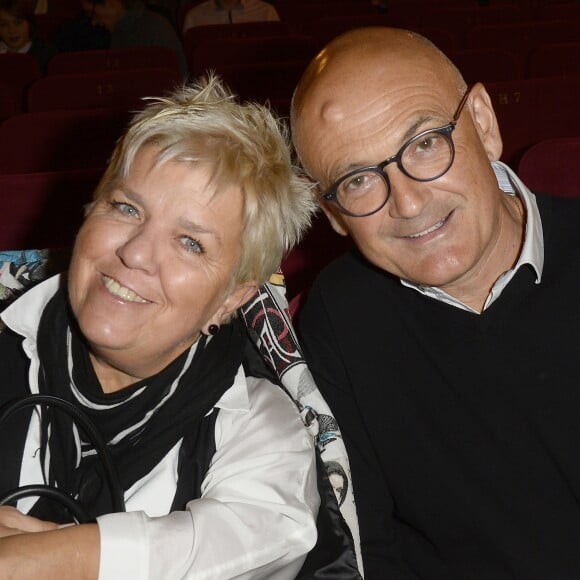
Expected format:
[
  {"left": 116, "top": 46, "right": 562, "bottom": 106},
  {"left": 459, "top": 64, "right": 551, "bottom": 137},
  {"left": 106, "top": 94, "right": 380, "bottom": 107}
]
[
  {"left": 291, "top": 26, "right": 580, "bottom": 578},
  {"left": 182, "top": 0, "right": 278, "bottom": 33},
  {"left": 82, "top": 0, "right": 187, "bottom": 77}
]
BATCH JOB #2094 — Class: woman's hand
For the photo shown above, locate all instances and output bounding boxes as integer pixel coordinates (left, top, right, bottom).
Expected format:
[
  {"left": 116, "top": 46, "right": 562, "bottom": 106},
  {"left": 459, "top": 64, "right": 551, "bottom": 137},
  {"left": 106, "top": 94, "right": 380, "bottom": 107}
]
[{"left": 0, "top": 506, "right": 58, "bottom": 537}]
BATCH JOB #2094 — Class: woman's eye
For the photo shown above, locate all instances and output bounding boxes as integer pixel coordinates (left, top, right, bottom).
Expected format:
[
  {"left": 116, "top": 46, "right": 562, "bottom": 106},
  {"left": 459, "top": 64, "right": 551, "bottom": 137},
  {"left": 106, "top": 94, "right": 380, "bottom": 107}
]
[
  {"left": 180, "top": 236, "right": 204, "bottom": 254},
  {"left": 111, "top": 201, "right": 139, "bottom": 217}
]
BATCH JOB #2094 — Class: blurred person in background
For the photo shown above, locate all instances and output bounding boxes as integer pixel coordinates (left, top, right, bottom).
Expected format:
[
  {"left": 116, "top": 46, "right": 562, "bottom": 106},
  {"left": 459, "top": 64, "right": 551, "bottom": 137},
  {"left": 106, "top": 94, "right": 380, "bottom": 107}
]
[
  {"left": 82, "top": 0, "right": 187, "bottom": 77},
  {"left": 182, "top": 0, "right": 278, "bottom": 33},
  {"left": 0, "top": 0, "right": 56, "bottom": 72}
]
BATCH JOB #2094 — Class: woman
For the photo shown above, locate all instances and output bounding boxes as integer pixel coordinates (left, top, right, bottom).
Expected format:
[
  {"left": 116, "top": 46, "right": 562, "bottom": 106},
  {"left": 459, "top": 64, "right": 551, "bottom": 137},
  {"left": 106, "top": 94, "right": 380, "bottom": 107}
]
[
  {"left": 0, "top": 0, "right": 57, "bottom": 73},
  {"left": 0, "top": 76, "right": 321, "bottom": 578}
]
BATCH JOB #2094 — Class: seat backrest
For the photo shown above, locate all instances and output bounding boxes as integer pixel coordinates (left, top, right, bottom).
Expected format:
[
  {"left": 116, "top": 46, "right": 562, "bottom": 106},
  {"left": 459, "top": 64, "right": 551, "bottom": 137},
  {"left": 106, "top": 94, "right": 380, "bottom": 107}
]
[
  {"left": 484, "top": 74, "right": 580, "bottom": 166},
  {"left": 526, "top": 41, "right": 580, "bottom": 78},
  {"left": 183, "top": 20, "right": 290, "bottom": 54},
  {"left": 428, "top": 4, "right": 527, "bottom": 45},
  {"left": 467, "top": 19, "right": 580, "bottom": 62},
  {"left": 282, "top": 214, "right": 353, "bottom": 301},
  {"left": 217, "top": 59, "right": 309, "bottom": 105},
  {"left": 448, "top": 48, "right": 524, "bottom": 83},
  {"left": 0, "top": 54, "right": 42, "bottom": 120},
  {"left": 0, "top": 169, "right": 103, "bottom": 250},
  {"left": 411, "top": 27, "right": 461, "bottom": 51},
  {"left": 0, "top": 53, "right": 41, "bottom": 89},
  {"left": 303, "top": 14, "right": 391, "bottom": 50},
  {"left": 27, "top": 68, "right": 182, "bottom": 112},
  {"left": 0, "top": 108, "right": 130, "bottom": 174},
  {"left": 518, "top": 137, "right": 580, "bottom": 198},
  {"left": 189, "top": 33, "right": 317, "bottom": 77},
  {"left": 47, "top": 46, "right": 181, "bottom": 76},
  {"left": 0, "top": 83, "right": 26, "bottom": 121},
  {"left": 534, "top": 1, "right": 580, "bottom": 21}
]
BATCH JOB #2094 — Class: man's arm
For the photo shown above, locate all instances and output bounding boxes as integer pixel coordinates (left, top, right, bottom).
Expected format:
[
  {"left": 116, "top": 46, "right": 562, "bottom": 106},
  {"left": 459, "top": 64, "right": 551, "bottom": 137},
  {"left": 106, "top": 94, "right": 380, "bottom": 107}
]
[{"left": 299, "top": 283, "right": 419, "bottom": 579}]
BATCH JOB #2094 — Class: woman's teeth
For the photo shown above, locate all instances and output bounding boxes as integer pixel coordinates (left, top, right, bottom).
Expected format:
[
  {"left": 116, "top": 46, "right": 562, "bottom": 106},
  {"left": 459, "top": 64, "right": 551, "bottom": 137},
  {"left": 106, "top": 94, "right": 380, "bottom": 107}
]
[{"left": 103, "top": 276, "right": 148, "bottom": 303}]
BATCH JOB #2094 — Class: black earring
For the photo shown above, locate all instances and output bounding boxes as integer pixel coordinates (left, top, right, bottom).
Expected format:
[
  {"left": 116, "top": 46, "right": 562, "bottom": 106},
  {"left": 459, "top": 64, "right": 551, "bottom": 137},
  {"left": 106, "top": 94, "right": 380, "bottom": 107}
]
[{"left": 208, "top": 324, "right": 220, "bottom": 335}]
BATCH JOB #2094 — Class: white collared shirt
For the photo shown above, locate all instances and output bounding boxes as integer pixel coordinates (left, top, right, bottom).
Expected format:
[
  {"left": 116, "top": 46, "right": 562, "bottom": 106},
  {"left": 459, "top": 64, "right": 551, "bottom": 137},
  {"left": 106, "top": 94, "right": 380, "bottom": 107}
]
[
  {"left": 401, "top": 161, "right": 544, "bottom": 313},
  {"left": 182, "top": 0, "right": 279, "bottom": 33},
  {"left": 1, "top": 276, "right": 318, "bottom": 580}
]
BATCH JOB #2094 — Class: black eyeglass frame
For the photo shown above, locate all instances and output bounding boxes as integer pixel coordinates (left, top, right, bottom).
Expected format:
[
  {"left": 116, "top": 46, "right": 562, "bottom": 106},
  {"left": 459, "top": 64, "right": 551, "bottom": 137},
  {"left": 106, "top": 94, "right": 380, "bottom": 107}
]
[{"left": 321, "top": 88, "right": 472, "bottom": 217}]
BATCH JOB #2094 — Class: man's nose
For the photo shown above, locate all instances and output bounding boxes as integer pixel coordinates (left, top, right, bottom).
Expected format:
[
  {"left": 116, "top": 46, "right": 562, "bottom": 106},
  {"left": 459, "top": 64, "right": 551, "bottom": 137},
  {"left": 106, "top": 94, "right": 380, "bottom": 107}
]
[{"left": 386, "top": 166, "right": 433, "bottom": 220}]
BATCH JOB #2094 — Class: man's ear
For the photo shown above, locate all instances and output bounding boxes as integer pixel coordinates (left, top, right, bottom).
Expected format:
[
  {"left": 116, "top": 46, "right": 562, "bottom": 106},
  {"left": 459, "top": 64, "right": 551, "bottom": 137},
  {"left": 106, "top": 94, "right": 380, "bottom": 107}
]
[{"left": 469, "top": 82, "right": 503, "bottom": 162}]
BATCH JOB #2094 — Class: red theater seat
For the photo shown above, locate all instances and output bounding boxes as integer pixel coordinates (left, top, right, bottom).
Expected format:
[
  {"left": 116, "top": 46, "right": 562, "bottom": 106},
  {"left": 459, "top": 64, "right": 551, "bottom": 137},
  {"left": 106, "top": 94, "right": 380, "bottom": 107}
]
[
  {"left": 526, "top": 42, "right": 580, "bottom": 78},
  {"left": 484, "top": 74, "right": 580, "bottom": 167},
  {"left": 0, "top": 109, "right": 130, "bottom": 174},
  {"left": 0, "top": 169, "right": 102, "bottom": 250},
  {"left": 47, "top": 46, "right": 181, "bottom": 76},
  {"left": 27, "top": 68, "right": 182, "bottom": 112},
  {"left": 518, "top": 137, "right": 580, "bottom": 198},
  {"left": 448, "top": 48, "right": 524, "bottom": 83},
  {"left": 188, "top": 34, "right": 317, "bottom": 77},
  {"left": 0, "top": 53, "right": 41, "bottom": 120},
  {"left": 183, "top": 20, "right": 290, "bottom": 54},
  {"left": 467, "top": 19, "right": 580, "bottom": 64}
]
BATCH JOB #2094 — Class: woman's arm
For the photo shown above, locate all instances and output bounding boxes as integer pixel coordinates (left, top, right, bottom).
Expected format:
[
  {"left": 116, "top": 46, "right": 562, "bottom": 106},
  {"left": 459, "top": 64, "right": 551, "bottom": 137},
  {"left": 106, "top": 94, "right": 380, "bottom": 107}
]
[
  {"left": 0, "top": 375, "right": 318, "bottom": 580},
  {"left": 97, "top": 375, "right": 319, "bottom": 580},
  {"left": 0, "top": 522, "right": 99, "bottom": 580}
]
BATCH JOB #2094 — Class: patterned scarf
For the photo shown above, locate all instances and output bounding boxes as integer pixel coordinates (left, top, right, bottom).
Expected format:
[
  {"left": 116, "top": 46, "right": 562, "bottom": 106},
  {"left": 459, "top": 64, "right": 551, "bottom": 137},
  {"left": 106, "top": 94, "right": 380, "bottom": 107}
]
[{"left": 31, "top": 288, "right": 243, "bottom": 523}]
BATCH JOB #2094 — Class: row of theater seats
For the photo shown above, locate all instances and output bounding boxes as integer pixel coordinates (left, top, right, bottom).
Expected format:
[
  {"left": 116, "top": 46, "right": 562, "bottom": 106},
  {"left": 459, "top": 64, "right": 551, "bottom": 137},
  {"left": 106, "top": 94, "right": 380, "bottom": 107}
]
[
  {"left": 2, "top": 31, "right": 580, "bottom": 120},
  {"left": 1, "top": 55, "right": 578, "bottom": 172}
]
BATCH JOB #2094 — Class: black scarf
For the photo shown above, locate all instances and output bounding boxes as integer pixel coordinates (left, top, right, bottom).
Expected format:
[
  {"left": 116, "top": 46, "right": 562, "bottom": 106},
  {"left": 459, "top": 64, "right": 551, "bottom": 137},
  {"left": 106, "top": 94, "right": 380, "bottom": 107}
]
[{"left": 31, "top": 288, "right": 243, "bottom": 523}]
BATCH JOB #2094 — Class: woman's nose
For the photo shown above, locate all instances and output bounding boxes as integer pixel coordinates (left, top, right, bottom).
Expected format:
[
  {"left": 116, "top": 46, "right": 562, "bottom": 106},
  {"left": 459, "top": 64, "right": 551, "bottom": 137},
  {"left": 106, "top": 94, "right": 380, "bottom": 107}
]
[{"left": 115, "top": 226, "right": 159, "bottom": 274}]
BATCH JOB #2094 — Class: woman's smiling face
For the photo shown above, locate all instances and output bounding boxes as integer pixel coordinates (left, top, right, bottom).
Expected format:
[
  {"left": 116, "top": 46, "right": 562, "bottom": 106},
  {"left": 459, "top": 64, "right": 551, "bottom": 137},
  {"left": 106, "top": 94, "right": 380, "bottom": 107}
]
[{"left": 68, "top": 145, "right": 250, "bottom": 390}]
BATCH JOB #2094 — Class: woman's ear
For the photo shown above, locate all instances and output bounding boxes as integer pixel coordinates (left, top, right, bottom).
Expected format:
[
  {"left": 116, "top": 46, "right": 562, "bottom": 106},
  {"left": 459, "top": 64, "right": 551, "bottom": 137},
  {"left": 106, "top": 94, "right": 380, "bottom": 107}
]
[
  {"left": 213, "top": 282, "right": 259, "bottom": 326},
  {"left": 469, "top": 82, "right": 503, "bottom": 162}
]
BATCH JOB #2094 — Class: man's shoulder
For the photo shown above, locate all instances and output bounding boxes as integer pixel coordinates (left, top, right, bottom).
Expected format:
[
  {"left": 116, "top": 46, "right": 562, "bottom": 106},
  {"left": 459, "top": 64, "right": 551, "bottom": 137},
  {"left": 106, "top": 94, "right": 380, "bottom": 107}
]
[
  {"left": 305, "top": 250, "right": 403, "bottom": 324},
  {"left": 535, "top": 192, "right": 580, "bottom": 249},
  {"left": 313, "top": 249, "right": 398, "bottom": 296}
]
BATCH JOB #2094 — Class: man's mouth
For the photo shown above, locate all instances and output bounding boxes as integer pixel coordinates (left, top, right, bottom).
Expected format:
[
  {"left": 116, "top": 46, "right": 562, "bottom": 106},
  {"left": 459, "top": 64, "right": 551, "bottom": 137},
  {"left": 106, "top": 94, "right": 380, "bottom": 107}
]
[
  {"left": 406, "top": 212, "right": 451, "bottom": 239},
  {"left": 103, "top": 275, "right": 149, "bottom": 303}
]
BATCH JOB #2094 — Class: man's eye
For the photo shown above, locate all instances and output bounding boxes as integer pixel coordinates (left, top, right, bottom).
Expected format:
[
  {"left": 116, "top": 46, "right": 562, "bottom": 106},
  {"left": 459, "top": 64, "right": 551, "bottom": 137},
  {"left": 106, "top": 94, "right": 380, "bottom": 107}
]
[
  {"left": 111, "top": 201, "right": 139, "bottom": 217},
  {"left": 180, "top": 236, "right": 204, "bottom": 254},
  {"left": 414, "top": 133, "right": 443, "bottom": 153},
  {"left": 341, "top": 171, "right": 380, "bottom": 194}
]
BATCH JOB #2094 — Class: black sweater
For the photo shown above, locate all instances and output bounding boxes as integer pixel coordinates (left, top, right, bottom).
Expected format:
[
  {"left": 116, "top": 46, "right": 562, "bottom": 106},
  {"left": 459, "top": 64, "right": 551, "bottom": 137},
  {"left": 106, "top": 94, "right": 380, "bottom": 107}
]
[{"left": 300, "top": 193, "right": 580, "bottom": 579}]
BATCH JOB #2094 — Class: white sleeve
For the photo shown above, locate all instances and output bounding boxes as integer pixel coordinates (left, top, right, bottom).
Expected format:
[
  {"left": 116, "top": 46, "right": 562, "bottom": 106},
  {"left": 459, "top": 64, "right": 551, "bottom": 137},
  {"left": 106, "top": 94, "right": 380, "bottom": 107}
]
[
  {"left": 97, "top": 376, "right": 319, "bottom": 580},
  {"left": 182, "top": 7, "right": 197, "bottom": 34}
]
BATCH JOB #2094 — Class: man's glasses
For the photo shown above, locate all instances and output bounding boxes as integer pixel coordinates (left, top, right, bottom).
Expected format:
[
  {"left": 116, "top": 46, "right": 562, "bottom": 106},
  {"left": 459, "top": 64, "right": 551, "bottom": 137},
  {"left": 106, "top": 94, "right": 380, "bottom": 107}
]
[{"left": 321, "top": 88, "right": 471, "bottom": 217}]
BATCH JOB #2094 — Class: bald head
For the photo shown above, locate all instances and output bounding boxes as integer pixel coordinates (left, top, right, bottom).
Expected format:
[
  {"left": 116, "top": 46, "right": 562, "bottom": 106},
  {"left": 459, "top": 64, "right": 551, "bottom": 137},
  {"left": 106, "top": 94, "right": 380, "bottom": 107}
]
[{"left": 291, "top": 27, "right": 466, "bottom": 178}]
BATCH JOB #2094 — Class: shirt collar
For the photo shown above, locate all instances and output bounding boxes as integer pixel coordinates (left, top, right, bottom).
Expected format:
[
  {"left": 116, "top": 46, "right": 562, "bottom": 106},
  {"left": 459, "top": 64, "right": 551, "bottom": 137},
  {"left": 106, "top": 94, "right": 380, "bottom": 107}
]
[
  {"left": 1, "top": 273, "right": 61, "bottom": 340},
  {"left": 401, "top": 161, "right": 544, "bottom": 312},
  {"left": 213, "top": 364, "right": 250, "bottom": 413}
]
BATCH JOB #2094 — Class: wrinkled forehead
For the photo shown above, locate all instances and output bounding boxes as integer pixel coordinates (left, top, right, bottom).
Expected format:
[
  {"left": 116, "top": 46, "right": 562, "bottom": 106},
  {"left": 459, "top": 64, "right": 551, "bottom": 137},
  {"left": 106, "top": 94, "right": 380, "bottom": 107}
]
[{"left": 292, "top": 35, "right": 459, "bottom": 174}]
